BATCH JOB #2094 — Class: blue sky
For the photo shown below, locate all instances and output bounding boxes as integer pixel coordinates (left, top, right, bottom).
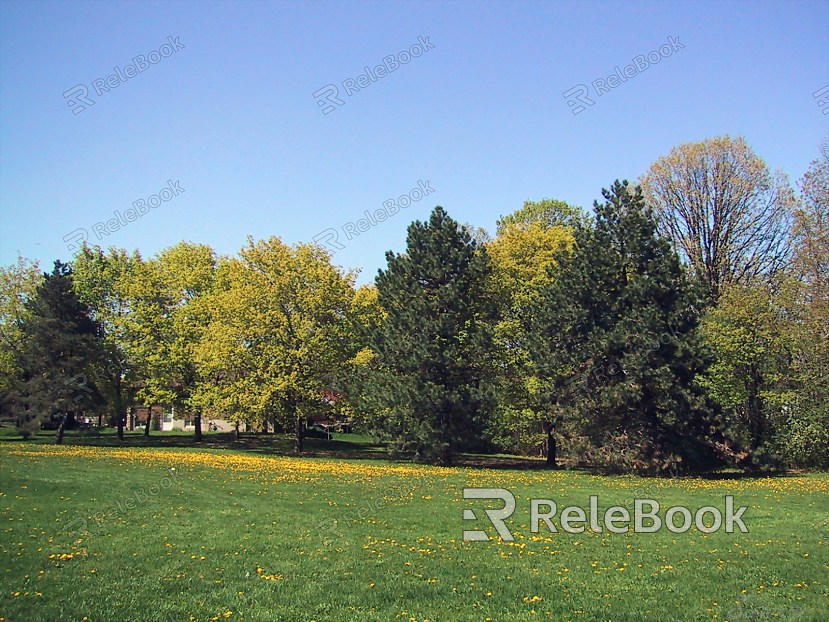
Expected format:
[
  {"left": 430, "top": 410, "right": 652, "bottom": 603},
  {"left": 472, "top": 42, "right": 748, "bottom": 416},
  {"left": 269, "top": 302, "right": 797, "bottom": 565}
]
[{"left": 1, "top": 0, "right": 827, "bottom": 284}]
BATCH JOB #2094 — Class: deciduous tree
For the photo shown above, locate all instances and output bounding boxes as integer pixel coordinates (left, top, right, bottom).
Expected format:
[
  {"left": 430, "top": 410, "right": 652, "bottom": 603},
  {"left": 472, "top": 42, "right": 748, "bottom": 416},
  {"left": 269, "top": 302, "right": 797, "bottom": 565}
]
[
  {"left": 0, "top": 256, "right": 41, "bottom": 420},
  {"left": 125, "top": 242, "right": 217, "bottom": 441},
  {"left": 485, "top": 205, "right": 576, "bottom": 464},
  {"left": 699, "top": 283, "right": 792, "bottom": 469},
  {"left": 496, "top": 198, "right": 584, "bottom": 234},
  {"left": 642, "top": 136, "right": 796, "bottom": 300},
  {"left": 193, "top": 238, "right": 356, "bottom": 451},
  {"left": 780, "top": 135, "right": 829, "bottom": 468},
  {"left": 72, "top": 246, "right": 141, "bottom": 437}
]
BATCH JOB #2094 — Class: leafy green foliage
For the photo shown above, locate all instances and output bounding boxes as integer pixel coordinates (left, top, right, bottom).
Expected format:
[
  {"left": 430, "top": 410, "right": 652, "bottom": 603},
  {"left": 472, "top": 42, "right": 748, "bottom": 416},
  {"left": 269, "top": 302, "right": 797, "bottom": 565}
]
[
  {"left": 0, "top": 256, "right": 42, "bottom": 417},
  {"left": 72, "top": 246, "right": 141, "bottom": 436},
  {"left": 124, "top": 242, "right": 217, "bottom": 440},
  {"left": 485, "top": 205, "right": 576, "bottom": 462},
  {"left": 698, "top": 283, "right": 792, "bottom": 469},
  {"left": 193, "top": 237, "right": 357, "bottom": 450},
  {"left": 496, "top": 197, "right": 585, "bottom": 234},
  {"left": 779, "top": 137, "right": 829, "bottom": 468}
]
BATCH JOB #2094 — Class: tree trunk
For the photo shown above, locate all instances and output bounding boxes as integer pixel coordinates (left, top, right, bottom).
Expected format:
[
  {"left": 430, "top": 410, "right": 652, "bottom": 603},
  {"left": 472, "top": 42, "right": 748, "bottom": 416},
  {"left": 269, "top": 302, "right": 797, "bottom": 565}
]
[
  {"left": 55, "top": 413, "right": 69, "bottom": 445},
  {"left": 542, "top": 418, "right": 558, "bottom": 468},
  {"left": 194, "top": 411, "right": 203, "bottom": 442},
  {"left": 144, "top": 411, "right": 152, "bottom": 436},
  {"left": 545, "top": 428, "right": 557, "bottom": 468},
  {"left": 234, "top": 423, "right": 240, "bottom": 442},
  {"left": 295, "top": 417, "right": 304, "bottom": 452},
  {"left": 748, "top": 365, "right": 765, "bottom": 452},
  {"left": 115, "top": 379, "right": 125, "bottom": 441},
  {"left": 97, "top": 413, "right": 102, "bottom": 427}
]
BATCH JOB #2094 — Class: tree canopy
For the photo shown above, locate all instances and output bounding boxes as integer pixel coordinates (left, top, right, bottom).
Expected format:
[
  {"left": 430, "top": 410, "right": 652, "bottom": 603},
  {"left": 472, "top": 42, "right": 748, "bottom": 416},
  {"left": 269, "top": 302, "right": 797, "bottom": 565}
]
[
  {"left": 642, "top": 135, "right": 796, "bottom": 300},
  {"left": 2, "top": 134, "right": 826, "bottom": 471}
]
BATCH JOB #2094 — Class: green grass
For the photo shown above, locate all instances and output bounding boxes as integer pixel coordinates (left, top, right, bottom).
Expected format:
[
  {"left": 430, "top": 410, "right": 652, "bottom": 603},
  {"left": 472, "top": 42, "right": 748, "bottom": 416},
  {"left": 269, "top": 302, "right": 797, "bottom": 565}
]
[{"left": 0, "top": 430, "right": 827, "bottom": 622}]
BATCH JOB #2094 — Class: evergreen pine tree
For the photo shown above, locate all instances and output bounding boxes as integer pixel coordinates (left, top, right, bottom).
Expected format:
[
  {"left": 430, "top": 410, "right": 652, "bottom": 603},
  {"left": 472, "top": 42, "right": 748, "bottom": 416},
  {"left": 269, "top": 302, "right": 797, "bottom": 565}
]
[
  {"left": 530, "top": 182, "right": 718, "bottom": 473},
  {"left": 370, "top": 207, "right": 496, "bottom": 463},
  {"left": 13, "top": 261, "right": 102, "bottom": 443}
]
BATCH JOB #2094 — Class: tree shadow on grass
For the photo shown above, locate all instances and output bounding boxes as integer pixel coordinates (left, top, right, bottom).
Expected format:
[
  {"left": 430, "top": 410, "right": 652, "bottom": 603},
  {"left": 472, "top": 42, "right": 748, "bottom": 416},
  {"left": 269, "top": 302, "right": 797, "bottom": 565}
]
[
  {"left": 0, "top": 425, "right": 812, "bottom": 477},
  {"left": 0, "top": 426, "right": 388, "bottom": 459},
  {"left": 0, "top": 426, "right": 557, "bottom": 470}
]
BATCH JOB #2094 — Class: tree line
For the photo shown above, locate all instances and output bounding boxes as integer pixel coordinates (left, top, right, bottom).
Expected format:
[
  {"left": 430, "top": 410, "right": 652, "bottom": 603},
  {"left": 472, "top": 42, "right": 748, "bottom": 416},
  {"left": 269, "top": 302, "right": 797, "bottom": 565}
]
[{"left": 1, "top": 134, "right": 826, "bottom": 472}]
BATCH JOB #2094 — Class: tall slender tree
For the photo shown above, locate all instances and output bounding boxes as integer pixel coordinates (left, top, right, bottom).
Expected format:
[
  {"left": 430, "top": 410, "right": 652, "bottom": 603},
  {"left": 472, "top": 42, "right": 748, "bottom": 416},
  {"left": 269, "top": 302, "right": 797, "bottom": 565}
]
[
  {"left": 781, "top": 134, "right": 829, "bottom": 468},
  {"left": 698, "top": 282, "right": 792, "bottom": 469},
  {"left": 369, "top": 206, "right": 496, "bottom": 464},
  {"left": 485, "top": 205, "right": 576, "bottom": 464},
  {"left": 13, "top": 261, "right": 102, "bottom": 443},
  {"left": 72, "top": 245, "right": 141, "bottom": 438},
  {"left": 0, "top": 256, "right": 42, "bottom": 421}
]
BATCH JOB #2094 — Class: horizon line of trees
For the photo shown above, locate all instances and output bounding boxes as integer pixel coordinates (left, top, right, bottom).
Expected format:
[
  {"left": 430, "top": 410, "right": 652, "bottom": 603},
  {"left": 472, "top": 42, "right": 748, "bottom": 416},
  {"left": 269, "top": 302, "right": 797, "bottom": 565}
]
[{"left": 1, "top": 133, "right": 826, "bottom": 473}]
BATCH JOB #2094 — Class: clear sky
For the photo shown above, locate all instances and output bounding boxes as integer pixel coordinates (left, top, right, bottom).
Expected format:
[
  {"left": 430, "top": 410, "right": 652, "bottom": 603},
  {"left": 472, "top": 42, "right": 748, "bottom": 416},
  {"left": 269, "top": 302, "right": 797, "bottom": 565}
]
[{"left": 1, "top": 0, "right": 827, "bottom": 284}]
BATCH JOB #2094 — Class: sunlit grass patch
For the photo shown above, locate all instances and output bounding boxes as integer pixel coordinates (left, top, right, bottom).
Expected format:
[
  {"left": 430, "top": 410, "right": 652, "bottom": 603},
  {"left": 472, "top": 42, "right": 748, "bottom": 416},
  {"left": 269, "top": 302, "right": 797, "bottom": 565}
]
[{"left": 1, "top": 442, "right": 826, "bottom": 621}]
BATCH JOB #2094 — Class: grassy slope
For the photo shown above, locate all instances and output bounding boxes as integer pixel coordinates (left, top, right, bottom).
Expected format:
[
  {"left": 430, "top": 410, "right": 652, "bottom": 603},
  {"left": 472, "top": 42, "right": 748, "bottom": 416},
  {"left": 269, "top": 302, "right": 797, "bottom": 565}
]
[{"left": 0, "top": 430, "right": 827, "bottom": 622}]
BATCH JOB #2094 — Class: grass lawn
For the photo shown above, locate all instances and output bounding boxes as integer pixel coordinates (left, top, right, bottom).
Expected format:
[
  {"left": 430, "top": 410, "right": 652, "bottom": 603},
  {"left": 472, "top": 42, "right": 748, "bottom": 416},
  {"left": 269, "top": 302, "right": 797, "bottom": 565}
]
[{"left": 0, "top": 429, "right": 827, "bottom": 622}]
